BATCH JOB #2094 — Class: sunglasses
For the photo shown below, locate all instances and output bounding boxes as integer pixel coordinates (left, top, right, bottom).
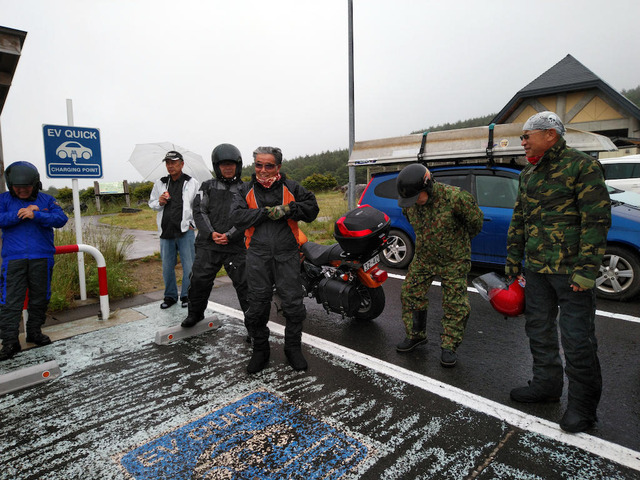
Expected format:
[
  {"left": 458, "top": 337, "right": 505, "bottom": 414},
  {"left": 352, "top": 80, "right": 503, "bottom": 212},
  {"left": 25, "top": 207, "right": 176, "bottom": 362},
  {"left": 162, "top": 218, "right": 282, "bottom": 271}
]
[
  {"left": 520, "top": 130, "right": 544, "bottom": 141},
  {"left": 255, "top": 163, "right": 278, "bottom": 171}
]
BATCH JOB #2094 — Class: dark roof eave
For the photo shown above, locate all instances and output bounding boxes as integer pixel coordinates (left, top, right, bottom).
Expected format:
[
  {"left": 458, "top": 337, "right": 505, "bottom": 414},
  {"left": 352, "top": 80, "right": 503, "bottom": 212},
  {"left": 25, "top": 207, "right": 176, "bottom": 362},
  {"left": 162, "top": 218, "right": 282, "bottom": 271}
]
[
  {"left": 519, "top": 79, "right": 601, "bottom": 97},
  {"left": 0, "top": 26, "right": 28, "bottom": 116}
]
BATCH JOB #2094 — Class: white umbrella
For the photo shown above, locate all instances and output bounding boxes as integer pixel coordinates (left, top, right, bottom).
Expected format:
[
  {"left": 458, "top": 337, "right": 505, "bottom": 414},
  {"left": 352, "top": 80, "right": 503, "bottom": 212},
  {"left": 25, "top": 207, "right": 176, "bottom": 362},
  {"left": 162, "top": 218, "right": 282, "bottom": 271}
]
[{"left": 127, "top": 142, "right": 213, "bottom": 184}]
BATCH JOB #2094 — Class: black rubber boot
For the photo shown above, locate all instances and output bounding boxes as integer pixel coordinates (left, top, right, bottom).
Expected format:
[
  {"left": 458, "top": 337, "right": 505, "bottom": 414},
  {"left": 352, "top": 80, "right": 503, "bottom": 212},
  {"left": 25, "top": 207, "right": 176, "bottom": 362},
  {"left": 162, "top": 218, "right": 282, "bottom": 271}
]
[
  {"left": 396, "top": 337, "right": 427, "bottom": 353},
  {"left": 181, "top": 315, "right": 203, "bottom": 328},
  {"left": 0, "top": 342, "right": 22, "bottom": 361},
  {"left": 247, "top": 347, "right": 270, "bottom": 374},
  {"left": 559, "top": 408, "right": 597, "bottom": 433},
  {"left": 285, "top": 349, "right": 308, "bottom": 371},
  {"left": 510, "top": 380, "right": 562, "bottom": 403},
  {"left": 440, "top": 348, "right": 457, "bottom": 368},
  {"left": 247, "top": 325, "right": 270, "bottom": 374},
  {"left": 397, "top": 311, "right": 427, "bottom": 353},
  {"left": 25, "top": 332, "right": 52, "bottom": 346},
  {"left": 284, "top": 319, "right": 307, "bottom": 371}
]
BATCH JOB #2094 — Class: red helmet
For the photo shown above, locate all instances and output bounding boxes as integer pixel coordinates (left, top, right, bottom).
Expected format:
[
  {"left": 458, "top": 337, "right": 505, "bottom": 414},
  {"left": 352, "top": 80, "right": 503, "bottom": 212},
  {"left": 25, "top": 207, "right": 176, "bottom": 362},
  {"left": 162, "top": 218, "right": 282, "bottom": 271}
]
[
  {"left": 473, "top": 272, "right": 525, "bottom": 317},
  {"left": 489, "top": 281, "right": 525, "bottom": 317}
]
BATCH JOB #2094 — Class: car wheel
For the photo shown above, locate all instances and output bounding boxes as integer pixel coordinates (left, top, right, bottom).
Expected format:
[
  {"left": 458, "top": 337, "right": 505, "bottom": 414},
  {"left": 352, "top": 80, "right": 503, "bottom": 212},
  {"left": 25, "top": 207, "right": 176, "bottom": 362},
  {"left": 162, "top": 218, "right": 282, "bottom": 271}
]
[
  {"left": 596, "top": 245, "right": 640, "bottom": 301},
  {"left": 381, "top": 229, "right": 414, "bottom": 269},
  {"left": 58, "top": 151, "right": 67, "bottom": 159}
]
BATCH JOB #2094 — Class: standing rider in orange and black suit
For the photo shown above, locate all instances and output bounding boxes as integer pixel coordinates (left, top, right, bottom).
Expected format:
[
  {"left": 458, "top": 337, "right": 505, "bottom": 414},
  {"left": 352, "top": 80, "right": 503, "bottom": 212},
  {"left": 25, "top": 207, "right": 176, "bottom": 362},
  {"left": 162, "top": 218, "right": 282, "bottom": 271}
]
[{"left": 230, "top": 146, "right": 319, "bottom": 374}]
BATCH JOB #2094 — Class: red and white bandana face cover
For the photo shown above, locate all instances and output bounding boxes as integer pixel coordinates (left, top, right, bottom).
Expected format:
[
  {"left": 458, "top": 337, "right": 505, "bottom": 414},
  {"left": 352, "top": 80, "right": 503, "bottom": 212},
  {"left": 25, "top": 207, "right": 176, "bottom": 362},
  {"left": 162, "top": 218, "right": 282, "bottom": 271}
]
[{"left": 257, "top": 173, "right": 281, "bottom": 189}]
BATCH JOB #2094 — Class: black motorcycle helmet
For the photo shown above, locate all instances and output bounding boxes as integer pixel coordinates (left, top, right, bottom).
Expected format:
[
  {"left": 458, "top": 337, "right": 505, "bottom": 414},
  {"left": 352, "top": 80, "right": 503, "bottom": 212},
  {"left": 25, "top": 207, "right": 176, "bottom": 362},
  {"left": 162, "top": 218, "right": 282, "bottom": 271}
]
[
  {"left": 211, "top": 143, "right": 242, "bottom": 182},
  {"left": 5, "top": 161, "right": 42, "bottom": 200},
  {"left": 397, "top": 163, "right": 433, "bottom": 208}
]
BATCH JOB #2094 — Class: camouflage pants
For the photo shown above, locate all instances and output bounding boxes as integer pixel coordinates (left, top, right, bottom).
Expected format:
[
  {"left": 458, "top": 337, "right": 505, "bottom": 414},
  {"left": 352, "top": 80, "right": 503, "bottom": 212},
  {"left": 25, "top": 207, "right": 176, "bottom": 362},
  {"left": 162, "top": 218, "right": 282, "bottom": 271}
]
[{"left": 400, "top": 264, "right": 470, "bottom": 351}]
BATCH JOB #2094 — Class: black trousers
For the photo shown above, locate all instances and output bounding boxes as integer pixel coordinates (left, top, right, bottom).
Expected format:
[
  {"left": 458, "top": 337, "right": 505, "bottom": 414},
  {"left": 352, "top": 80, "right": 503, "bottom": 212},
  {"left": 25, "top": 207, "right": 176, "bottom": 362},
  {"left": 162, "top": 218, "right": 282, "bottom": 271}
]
[
  {"left": 524, "top": 269, "right": 602, "bottom": 417},
  {"left": 244, "top": 248, "right": 306, "bottom": 348},
  {"left": 187, "top": 249, "right": 249, "bottom": 320},
  {"left": 0, "top": 257, "right": 53, "bottom": 343}
]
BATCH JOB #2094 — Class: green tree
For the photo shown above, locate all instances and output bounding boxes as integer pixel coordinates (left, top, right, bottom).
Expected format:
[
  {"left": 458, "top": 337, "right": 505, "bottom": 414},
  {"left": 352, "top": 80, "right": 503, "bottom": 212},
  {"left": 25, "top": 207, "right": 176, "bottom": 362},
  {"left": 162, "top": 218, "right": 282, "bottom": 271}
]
[
  {"left": 80, "top": 186, "right": 95, "bottom": 203},
  {"left": 44, "top": 186, "right": 59, "bottom": 197},
  {"left": 621, "top": 85, "right": 640, "bottom": 108},
  {"left": 302, "top": 173, "right": 337, "bottom": 192},
  {"left": 132, "top": 182, "right": 154, "bottom": 202},
  {"left": 411, "top": 113, "right": 497, "bottom": 134},
  {"left": 56, "top": 187, "right": 73, "bottom": 205}
]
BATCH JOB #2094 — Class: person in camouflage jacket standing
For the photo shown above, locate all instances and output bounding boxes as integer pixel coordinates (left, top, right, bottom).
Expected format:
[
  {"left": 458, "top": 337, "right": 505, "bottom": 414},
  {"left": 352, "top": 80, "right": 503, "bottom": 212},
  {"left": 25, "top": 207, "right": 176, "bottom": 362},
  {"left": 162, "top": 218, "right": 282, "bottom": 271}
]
[
  {"left": 396, "top": 163, "right": 483, "bottom": 367},
  {"left": 506, "top": 111, "right": 611, "bottom": 433}
]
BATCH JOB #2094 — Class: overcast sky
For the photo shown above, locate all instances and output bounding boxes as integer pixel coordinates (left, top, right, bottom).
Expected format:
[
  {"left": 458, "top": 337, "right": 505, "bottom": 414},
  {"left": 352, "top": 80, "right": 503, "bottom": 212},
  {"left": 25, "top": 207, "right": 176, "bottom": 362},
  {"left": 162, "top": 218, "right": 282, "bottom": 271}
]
[{"left": 2, "top": 0, "right": 640, "bottom": 189}]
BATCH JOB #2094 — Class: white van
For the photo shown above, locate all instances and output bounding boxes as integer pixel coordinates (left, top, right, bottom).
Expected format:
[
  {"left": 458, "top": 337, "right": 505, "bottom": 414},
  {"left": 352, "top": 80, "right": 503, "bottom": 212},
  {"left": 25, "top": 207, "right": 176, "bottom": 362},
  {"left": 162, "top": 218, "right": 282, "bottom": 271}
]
[{"left": 600, "top": 154, "right": 640, "bottom": 193}]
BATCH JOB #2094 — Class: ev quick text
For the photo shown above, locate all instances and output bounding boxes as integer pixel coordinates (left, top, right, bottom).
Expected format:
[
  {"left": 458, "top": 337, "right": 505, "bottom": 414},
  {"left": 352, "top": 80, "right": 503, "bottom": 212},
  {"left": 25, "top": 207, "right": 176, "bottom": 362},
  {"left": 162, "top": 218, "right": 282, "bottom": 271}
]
[{"left": 45, "top": 128, "right": 98, "bottom": 140}]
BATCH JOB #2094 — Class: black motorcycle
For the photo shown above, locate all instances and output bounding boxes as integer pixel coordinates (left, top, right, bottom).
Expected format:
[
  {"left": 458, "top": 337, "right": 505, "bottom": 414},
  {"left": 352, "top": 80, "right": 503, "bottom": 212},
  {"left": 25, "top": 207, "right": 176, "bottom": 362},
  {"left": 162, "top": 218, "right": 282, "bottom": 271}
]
[{"left": 300, "top": 206, "right": 390, "bottom": 321}]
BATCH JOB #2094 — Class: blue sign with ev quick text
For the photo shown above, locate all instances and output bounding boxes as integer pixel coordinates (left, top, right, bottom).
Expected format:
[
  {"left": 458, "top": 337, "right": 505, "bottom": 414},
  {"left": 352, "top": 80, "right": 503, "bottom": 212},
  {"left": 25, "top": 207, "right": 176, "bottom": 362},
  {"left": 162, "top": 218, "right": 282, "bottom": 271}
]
[{"left": 42, "top": 124, "right": 102, "bottom": 178}]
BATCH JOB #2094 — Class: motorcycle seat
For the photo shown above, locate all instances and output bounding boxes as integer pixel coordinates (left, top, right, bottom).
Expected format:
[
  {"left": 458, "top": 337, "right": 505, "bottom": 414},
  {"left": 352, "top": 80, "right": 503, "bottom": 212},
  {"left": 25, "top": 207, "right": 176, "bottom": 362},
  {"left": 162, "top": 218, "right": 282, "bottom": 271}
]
[{"left": 302, "top": 242, "right": 345, "bottom": 266}]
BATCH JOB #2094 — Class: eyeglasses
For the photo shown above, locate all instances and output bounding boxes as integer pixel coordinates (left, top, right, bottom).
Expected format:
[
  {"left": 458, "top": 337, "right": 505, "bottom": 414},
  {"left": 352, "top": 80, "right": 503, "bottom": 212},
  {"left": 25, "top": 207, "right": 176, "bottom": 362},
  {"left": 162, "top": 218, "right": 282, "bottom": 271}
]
[
  {"left": 520, "top": 130, "right": 544, "bottom": 141},
  {"left": 255, "top": 163, "right": 278, "bottom": 171}
]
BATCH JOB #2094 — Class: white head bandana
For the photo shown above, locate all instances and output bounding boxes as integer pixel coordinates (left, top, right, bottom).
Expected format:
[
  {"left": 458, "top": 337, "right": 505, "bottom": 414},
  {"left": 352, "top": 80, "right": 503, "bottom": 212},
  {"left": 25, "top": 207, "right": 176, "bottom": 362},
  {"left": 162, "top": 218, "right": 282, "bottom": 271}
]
[{"left": 523, "top": 111, "right": 566, "bottom": 137}]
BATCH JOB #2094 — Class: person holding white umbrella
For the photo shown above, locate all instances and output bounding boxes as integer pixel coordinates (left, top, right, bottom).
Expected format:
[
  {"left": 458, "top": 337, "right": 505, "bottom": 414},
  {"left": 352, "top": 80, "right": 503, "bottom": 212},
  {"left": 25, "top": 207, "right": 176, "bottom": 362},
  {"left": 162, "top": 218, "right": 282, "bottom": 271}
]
[{"left": 148, "top": 151, "right": 200, "bottom": 309}]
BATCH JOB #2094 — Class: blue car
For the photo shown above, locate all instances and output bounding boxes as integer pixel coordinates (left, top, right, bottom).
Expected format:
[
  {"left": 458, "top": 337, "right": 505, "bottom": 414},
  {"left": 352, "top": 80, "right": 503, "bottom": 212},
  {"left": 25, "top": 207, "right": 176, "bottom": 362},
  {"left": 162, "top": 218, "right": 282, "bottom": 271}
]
[{"left": 358, "top": 165, "right": 640, "bottom": 301}]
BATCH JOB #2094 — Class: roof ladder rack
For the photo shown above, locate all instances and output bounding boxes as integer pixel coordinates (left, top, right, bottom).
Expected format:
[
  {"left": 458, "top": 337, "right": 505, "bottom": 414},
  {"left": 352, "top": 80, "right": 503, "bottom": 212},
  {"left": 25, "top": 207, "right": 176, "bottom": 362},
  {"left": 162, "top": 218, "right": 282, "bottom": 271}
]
[
  {"left": 417, "top": 131, "right": 428, "bottom": 165},
  {"left": 486, "top": 123, "right": 495, "bottom": 166}
]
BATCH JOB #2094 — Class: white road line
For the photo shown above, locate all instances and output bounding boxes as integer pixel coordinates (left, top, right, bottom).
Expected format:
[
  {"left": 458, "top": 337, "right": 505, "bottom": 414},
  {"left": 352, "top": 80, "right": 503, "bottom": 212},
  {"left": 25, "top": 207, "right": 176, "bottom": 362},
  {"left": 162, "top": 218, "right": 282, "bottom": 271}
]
[
  {"left": 594, "top": 310, "right": 640, "bottom": 324},
  {"left": 207, "top": 301, "right": 640, "bottom": 472},
  {"left": 386, "top": 272, "right": 640, "bottom": 324}
]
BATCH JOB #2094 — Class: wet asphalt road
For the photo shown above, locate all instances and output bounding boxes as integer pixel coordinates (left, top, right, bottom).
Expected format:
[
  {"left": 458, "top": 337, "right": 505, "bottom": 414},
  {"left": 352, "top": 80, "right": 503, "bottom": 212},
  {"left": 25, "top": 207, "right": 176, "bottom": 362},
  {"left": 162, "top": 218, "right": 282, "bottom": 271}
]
[
  {"left": 209, "top": 264, "right": 640, "bottom": 454},
  {"left": 72, "top": 218, "right": 640, "bottom": 467},
  {"left": 6, "top": 297, "right": 638, "bottom": 479},
  {"left": 2, "top": 249, "right": 638, "bottom": 478}
]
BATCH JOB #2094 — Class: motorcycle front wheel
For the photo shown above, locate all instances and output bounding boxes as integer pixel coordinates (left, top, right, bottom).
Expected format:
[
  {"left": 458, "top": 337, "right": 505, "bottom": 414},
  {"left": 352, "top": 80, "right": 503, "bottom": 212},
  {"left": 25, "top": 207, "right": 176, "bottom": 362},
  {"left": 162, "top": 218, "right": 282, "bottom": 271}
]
[{"left": 354, "top": 285, "right": 385, "bottom": 321}]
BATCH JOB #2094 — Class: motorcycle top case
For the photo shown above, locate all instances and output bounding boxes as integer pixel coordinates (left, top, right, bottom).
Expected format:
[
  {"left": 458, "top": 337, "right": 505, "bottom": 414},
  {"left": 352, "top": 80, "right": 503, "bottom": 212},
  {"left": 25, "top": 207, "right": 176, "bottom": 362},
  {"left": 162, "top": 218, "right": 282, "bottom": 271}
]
[{"left": 334, "top": 205, "right": 390, "bottom": 255}]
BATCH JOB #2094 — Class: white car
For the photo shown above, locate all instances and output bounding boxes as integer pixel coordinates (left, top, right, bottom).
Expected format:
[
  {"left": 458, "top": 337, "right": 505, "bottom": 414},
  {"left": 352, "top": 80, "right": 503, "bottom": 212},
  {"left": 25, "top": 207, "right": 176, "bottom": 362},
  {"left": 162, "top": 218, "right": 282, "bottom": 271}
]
[
  {"left": 56, "top": 141, "right": 93, "bottom": 161},
  {"left": 600, "top": 154, "right": 640, "bottom": 194},
  {"left": 609, "top": 185, "right": 640, "bottom": 208}
]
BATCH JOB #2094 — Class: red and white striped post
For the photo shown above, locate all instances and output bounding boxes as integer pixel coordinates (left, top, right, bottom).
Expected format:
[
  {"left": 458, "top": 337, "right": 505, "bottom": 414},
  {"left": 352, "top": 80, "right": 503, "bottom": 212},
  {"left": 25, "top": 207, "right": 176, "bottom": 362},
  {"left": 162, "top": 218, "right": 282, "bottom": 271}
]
[
  {"left": 55, "top": 244, "right": 109, "bottom": 320},
  {"left": 22, "top": 244, "right": 110, "bottom": 327}
]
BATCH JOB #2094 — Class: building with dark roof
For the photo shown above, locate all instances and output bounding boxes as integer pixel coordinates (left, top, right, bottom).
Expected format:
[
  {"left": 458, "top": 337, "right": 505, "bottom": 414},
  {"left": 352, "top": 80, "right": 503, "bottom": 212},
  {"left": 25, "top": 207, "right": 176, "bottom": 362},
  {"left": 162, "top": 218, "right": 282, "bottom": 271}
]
[
  {"left": 0, "top": 26, "right": 28, "bottom": 191},
  {"left": 0, "top": 26, "right": 27, "bottom": 116},
  {"left": 492, "top": 54, "right": 640, "bottom": 154}
]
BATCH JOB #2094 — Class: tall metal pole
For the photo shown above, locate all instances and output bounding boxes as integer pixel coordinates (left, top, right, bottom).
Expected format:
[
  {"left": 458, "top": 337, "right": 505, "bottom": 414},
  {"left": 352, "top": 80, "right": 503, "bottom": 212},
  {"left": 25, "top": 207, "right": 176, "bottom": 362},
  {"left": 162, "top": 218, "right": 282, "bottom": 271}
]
[
  {"left": 67, "top": 99, "right": 87, "bottom": 300},
  {"left": 347, "top": 0, "right": 356, "bottom": 209}
]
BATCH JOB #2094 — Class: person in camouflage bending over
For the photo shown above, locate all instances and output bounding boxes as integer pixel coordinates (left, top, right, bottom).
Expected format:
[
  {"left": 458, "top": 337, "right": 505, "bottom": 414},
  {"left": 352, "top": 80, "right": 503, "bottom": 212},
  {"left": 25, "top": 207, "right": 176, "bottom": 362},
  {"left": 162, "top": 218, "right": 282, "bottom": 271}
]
[
  {"left": 506, "top": 111, "right": 611, "bottom": 434},
  {"left": 395, "top": 163, "right": 483, "bottom": 368}
]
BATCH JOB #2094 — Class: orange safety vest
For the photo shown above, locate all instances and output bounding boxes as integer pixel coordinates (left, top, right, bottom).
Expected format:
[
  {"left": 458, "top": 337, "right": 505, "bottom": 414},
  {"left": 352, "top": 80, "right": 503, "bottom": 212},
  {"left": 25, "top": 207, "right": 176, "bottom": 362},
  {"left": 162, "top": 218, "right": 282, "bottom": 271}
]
[{"left": 244, "top": 184, "right": 308, "bottom": 248}]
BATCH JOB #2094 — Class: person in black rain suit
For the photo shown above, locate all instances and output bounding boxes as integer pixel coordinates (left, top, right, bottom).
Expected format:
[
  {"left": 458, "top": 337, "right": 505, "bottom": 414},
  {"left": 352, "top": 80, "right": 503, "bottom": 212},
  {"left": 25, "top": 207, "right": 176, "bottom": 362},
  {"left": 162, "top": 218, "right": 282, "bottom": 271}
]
[{"left": 181, "top": 144, "right": 250, "bottom": 335}]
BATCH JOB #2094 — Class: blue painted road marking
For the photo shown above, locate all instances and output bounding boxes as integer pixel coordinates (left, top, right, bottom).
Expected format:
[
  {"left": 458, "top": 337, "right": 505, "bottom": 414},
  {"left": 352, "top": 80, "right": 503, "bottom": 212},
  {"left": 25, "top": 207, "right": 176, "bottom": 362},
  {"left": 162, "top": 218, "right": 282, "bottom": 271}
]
[{"left": 120, "top": 390, "right": 368, "bottom": 479}]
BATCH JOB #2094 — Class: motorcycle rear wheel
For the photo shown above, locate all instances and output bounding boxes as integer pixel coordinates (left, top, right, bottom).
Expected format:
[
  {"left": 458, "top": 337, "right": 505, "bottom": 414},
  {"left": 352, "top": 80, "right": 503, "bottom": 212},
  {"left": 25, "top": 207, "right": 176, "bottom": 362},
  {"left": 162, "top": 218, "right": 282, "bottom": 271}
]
[{"left": 354, "top": 285, "right": 385, "bottom": 321}]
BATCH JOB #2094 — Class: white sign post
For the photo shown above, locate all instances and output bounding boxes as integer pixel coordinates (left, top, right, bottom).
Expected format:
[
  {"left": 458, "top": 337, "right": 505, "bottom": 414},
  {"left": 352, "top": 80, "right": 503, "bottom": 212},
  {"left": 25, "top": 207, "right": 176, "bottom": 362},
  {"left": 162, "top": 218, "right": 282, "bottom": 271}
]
[
  {"left": 42, "top": 100, "right": 103, "bottom": 300},
  {"left": 67, "top": 100, "right": 86, "bottom": 300}
]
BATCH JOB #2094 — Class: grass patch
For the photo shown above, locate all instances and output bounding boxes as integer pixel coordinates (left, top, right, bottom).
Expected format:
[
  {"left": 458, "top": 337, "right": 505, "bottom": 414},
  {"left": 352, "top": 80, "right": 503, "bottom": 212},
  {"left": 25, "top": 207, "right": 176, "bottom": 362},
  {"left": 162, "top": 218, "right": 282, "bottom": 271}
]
[
  {"left": 50, "top": 225, "right": 136, "bottom": 311},
  {"left": 97, "top": 206, "right": 157, "bottom": 230},
  {"left": 93, "top": 191, "right": 350, "bottom": 245},
  {"left": 300, "top": 191, "right": 349, "bottom": 244}
]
